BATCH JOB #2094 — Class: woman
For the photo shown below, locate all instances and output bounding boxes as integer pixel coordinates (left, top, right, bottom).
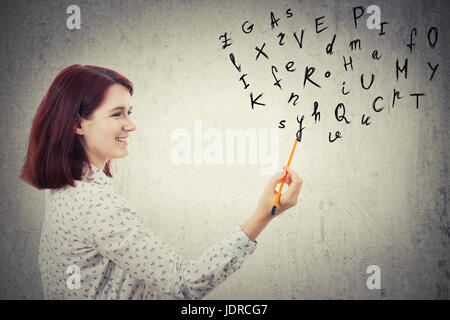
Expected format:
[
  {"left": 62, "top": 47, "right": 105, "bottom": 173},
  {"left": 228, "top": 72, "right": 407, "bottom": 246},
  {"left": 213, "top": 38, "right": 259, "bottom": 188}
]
[{"left": 20, "top": 64, "right": 303, "bottom": 299}]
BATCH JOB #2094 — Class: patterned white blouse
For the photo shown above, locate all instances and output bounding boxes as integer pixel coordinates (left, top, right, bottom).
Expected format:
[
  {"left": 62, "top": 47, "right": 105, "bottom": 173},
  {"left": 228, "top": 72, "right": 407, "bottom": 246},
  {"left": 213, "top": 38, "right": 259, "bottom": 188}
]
[{"left": 38, "top": 163, "right": 257, "bottom": 299}]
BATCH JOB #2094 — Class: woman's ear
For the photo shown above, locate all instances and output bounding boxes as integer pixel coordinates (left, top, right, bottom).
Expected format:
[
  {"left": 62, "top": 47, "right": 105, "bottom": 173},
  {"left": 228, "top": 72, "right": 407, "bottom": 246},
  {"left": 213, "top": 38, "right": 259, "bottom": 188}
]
[{"left": 74, "top": 114, "right": 85, "bottom": 135}]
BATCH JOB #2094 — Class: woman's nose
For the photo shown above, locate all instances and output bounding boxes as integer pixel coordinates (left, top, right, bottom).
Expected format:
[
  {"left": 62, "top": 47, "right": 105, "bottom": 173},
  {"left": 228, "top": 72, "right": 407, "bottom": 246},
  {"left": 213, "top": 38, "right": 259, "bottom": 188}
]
[{"left": 124, "top": 117, "right": 136, "bottom": 132}]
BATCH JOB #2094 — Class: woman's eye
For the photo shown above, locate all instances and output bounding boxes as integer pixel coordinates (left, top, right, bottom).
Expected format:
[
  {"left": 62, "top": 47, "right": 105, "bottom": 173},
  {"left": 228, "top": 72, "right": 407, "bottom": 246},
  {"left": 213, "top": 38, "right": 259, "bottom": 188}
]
[{"left": 113, "top": 111, "right": 133, "bottom": 117}]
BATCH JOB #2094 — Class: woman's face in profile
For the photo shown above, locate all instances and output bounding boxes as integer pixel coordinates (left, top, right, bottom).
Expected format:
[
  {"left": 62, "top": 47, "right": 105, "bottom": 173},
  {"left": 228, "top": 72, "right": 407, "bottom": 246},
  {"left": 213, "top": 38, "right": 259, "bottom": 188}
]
[{"left": 75, "top": 84, "right": 136, "bottom": 169}]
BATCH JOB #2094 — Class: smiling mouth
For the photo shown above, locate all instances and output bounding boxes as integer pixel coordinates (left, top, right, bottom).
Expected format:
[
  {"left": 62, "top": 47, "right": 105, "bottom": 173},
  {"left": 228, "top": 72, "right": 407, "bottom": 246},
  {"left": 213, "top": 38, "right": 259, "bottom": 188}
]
[{"left": 115, "top": 137, "right": 128, "bottom": 144}]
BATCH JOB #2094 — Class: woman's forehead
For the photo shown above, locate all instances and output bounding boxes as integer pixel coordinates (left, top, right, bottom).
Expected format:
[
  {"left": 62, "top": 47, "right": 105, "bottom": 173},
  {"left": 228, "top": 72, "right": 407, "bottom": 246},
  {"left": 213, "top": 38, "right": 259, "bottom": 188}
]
[{"left": 99, "top": 84, "right": 132, "bottom": 111}]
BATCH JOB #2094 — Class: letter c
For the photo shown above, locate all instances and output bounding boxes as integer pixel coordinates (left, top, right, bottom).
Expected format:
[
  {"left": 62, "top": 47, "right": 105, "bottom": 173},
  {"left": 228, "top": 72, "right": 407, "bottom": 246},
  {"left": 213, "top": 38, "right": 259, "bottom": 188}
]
[{"left": 372, "top": 96, "right": 384, "bottom": 112}]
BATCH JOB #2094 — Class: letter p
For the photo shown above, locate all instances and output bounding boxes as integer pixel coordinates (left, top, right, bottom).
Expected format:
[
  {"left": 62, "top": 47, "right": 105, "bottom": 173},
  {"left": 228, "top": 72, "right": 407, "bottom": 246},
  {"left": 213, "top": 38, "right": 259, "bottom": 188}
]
[{"left": 352, "top": 6, "right": 365, "bottom": 29}]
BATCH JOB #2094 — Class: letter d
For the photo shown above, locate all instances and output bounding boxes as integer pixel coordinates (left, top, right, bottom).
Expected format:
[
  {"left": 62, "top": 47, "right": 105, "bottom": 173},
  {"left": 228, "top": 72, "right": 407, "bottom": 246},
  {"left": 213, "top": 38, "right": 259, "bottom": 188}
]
[{"left": 228, "top": 305, "right": 236, "bottom": 315}]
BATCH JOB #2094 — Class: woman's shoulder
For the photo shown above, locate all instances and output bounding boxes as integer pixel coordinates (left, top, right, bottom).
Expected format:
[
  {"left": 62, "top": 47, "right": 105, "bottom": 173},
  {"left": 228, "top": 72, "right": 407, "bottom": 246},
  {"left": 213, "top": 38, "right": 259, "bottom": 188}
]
[
  {"left": 49, "top": 179, "right": 112, "bottom": 203},
  {"left": 48, "top": 180, "right": 133, "bottom": 222}
]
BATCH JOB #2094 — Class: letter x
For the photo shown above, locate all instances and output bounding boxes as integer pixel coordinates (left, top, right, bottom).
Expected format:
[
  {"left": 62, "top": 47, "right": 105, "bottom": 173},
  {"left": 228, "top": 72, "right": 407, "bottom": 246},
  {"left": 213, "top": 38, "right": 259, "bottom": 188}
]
[{"left": 255, "top": 43, "right": 269, "bottom": 61}]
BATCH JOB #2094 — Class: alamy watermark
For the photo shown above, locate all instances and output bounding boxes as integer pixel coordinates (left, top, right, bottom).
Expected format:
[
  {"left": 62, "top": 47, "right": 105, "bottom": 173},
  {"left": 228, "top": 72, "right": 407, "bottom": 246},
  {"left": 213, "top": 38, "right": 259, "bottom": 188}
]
[
  {"left": 66, "top": 264, "right": 81, "bottom": 290},
  {"left": 66, "top": 5, "right": 81, "bottom": 30},
  {"left": 366, "top": 265, "right": 381, "bottom": 290},
  {"left": 170, "top": 121, "right": 280, "bottom": 175},
  {"left": 353, "top": 5, "right": 384, "bottom": 32}
]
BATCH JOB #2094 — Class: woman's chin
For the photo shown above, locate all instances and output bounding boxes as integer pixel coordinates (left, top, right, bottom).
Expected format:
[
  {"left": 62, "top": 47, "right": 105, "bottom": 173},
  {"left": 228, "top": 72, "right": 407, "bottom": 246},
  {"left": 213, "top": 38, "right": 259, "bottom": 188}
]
[{"left": 113, "top": 150, "right": 128, "bottom": 158}]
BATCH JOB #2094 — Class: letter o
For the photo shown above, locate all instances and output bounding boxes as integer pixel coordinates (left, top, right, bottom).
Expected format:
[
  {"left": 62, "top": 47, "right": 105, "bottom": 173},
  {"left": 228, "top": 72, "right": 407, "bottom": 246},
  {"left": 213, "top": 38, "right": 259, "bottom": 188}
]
[{"left": 427, "top": 27, "right": 438, "bottom": 48}]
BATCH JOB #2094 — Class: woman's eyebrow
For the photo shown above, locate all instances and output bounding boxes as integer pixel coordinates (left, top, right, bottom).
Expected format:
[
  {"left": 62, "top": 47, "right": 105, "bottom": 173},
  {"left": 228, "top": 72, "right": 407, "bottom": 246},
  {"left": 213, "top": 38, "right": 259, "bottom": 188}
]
[{"left": 109, "top": 106, "right": 133, "bottom": 112}]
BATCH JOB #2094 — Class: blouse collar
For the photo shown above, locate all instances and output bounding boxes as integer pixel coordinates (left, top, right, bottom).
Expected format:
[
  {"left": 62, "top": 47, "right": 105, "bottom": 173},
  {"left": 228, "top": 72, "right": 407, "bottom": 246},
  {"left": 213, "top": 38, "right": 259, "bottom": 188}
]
[{"left": 81, "top": 162, "right": 112, "bottom": 187}]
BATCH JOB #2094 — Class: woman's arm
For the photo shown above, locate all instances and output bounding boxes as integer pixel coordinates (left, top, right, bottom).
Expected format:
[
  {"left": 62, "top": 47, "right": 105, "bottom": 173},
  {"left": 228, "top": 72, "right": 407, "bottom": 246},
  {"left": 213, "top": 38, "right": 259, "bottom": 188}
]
[
  {"left": 241, "top": 166, "right": 303, "bottom": 241},
  {"left": 77, "top": 189, "right": 257, "bottom": 300}
]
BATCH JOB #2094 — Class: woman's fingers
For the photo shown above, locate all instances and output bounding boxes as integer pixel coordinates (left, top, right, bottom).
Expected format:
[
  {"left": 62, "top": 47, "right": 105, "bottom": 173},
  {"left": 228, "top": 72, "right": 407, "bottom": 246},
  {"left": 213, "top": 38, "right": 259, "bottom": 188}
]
[
  {"left": 280, "top": 167, "right": 303, "bottom": 207},
  {"left": 285, "top": 167, "right": 301, "bottom": 185},
  {"left": 282, "top": 166, "right": 293, "bottom": 185},
  {"left": 267, "top": 167, "right": 302, "bottom": 205},
  {"left": 266, "top": 171, "right": 285, "bottom": 194}
]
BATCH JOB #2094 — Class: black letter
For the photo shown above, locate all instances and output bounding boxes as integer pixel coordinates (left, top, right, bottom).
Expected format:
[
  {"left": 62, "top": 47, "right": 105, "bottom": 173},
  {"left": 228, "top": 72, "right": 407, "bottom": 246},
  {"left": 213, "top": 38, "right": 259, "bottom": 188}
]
[
  {"left": 285, "top": 61, "right": 295, "bottom": 72},
  {"left": 352, "top": 6, "right": 365, "bottom": 29},
  {"left": 427, "top": 27, "right": 438, "bottom": 48},
  {"left": 342, "top": 81, "right": 350, "bottom": 95},
  {"left": 303, "top": 66, "right": 321, "bottom": 88},
  {"left": 239, "top": 74, "right": 249, "bottom": 89},
  {"left": 378, "top": 22, "right": 388, "bottom": 35},
  {"left": 349, "top": 39, "right": 361, "bottom": 51},
  {"left": 296, "top": 115, "right": 306, "bottom": 142},
  {"left": 250, "top": 93, "right": 265, "bottom": 109},
  {"left": 242, "top": 21, "right": 254, "bottom": 34},
  {"left": 312, "top": 101, "right": 320, "bottom": 123},
  {"left": 293, "top": 29, "right": 304, "bottom": 49},
  {"left": 427, "top": 62, "right": 439, "bottom": 81},
  {"left": 343, "top": 56, "right": 353, "bottom": 71},
  {"left": 361, "top": 114, "right": 371, "bottom": 126},
  {"left": 270, "top": 12, "right": 280, "bottom": 30},
  {"left": 410, "top": 93, "right": 425, "bottom": 109},
  {"left": 407, "top": 28, "right": 417, "bottom": 53},
  {"left": 277, "top": 32, "right": 286, "bottom": 46},
  {"left": 335, "top": 103, "right": 351, "bottom": 124},
  {"left": 315, "top": 16, "right": 328, "bottom": 33},
  {"left": 271, "top": 66, "right": 282, "bottom": 90},
  {"left": 372, "top": 49, "right": 382, "bottom": 60},
  {"left": 255, "top": 43, "right": 269, "bottom": 61},
  {"left": 286, "top": 8, "right": 293, "bottom": 18},
  {"left": 326, "top": 34, "right": 337, "bottom": 55},
  {"left": 392, "top": 89, "right": 402, "bottom": 109},
  {"left": 396, "top": 58, "right": 408, "bottom": 80},
  {"left": 360, "top": 73, "right": 375, "bottom": 90},
  {"left": 219, "top": 32, "right": 232, "bottom": 49},
  {"left": 372, "top": 96, "right": 384, "bottom": 112},
  {"left": 288, "top": 93, "right": 299, "bottom": 106},
  {"left": 328, "top": 131, "right": 342, "bottom": 143},
  {"left": 229, "top": 53, "right": 241, "bottom": 72}
]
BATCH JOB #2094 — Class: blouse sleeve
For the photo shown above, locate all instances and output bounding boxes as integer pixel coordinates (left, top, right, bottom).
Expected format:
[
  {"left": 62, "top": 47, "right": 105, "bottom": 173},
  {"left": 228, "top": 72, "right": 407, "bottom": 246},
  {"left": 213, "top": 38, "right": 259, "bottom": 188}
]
[{"left": 77, "top": 189, "right": 257, "bottom": 300}]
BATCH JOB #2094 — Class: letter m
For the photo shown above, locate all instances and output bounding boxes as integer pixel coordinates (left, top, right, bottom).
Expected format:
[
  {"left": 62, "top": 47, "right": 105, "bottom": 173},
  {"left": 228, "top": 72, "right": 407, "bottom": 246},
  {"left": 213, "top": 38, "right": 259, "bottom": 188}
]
[{"left": 349, "top": 39, "right": 361, "bottom": 51}]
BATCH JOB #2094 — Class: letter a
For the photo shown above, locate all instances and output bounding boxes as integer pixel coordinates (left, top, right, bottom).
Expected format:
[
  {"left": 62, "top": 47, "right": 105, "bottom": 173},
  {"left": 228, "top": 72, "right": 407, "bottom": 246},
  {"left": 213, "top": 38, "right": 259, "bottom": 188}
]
[
  {"left": 171, "top": 129, "right": 192, "bottom": 165},
  {"left": 366, "top": 265, "right": 381, "bottom": 289},
  {"left": 366, "top": 5, "right": 381, "bottom": 30},
  {"left": 66, "top": 265, "right": 81, "bottom": 289},
  {"left": 66, "top": 5, "right": 81, "bottom": 30}
]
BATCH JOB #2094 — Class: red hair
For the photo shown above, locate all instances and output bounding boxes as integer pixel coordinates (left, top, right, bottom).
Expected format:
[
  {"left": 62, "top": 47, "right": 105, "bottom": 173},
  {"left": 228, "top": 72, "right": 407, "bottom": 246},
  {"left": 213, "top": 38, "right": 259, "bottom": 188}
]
[{"left": 20, "top": 64, "right": 134, "bottom": 189}]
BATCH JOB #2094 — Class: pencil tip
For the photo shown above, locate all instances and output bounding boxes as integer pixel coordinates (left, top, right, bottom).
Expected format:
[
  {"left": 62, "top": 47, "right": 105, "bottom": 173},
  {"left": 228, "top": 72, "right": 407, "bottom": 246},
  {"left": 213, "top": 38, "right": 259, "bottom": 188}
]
[{"left": 271, "top": 206, "right": 277, "bottom": 215}]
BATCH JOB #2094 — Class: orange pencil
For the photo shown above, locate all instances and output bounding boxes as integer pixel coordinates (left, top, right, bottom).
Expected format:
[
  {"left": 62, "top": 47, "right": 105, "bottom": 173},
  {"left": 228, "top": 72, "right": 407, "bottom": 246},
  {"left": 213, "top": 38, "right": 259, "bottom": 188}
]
[{"left": 271, "top": 139, "right": 298, "bottom": 215}]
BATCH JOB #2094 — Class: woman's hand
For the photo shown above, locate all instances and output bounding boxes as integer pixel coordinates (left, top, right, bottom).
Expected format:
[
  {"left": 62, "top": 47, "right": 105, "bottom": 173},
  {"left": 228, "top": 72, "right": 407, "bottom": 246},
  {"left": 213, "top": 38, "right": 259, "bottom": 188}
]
[
  {"left": 240, "top": 167, "right": 303, "bottom": 241},
  {"left": 255, "top": 166, "right": 303, "bottom": 219}
]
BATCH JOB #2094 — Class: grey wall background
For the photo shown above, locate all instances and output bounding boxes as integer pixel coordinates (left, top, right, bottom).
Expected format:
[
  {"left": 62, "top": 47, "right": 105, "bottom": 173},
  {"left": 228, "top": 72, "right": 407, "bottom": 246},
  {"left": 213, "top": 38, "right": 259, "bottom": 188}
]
[{"left": 0, "top": 0, "right": 448, "bottom": 299}]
